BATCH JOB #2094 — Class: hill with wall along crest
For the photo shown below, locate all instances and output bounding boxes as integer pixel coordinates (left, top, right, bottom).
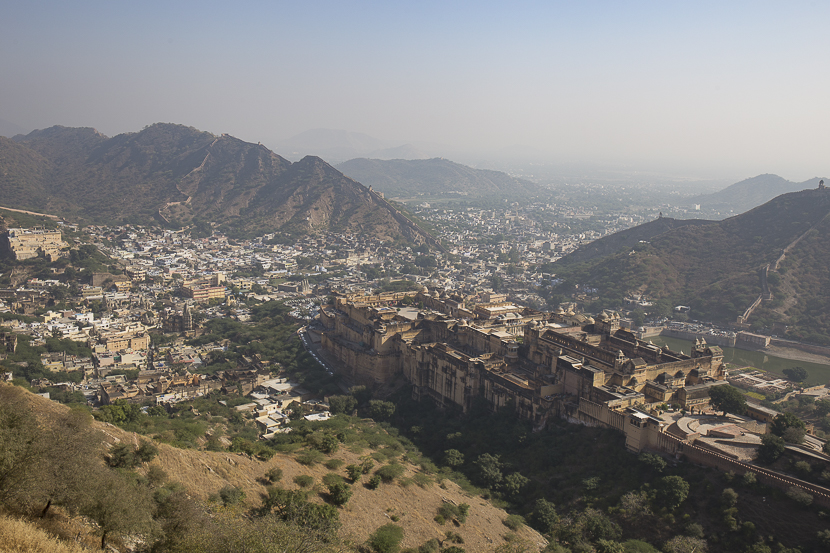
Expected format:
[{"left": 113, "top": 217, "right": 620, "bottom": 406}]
[{"left": 556, "top": 187, "right": 830, "bottom": 342}]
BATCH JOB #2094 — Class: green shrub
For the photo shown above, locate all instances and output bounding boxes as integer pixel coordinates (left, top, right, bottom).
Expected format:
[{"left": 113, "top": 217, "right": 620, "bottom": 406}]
[
  {"left": 327, "top": 481, "right": 352, "bottom": 506},
  {"left": 135, "top": 441, "right": 159, "bottom": 463},
  {"left": 294, "top": 474, "right": 314, "bottom": 488},
  {"left": 368, "top": 522, "right": 404, "bottom": 553},
  {"left": 265, "top": 467, "right": 283, "bottom": 483},
  {"left": 324, "top": 458, "right": 345, "bottom": 470},
  {"left": 367, "top": 475, "right": 382, "bottom": 489},
  {"left": 437, "top": 502, "right": 469, "bottom": 524},
  {"left": 347, "top": 464, "right": 363, "bottom": 482},
  {"left": 107, "top": 443, "right": 139, "bottom": 468},
  {"left": 361, "top": 458, "right": 375, "bottom": 474},
  {"left": 296, "top": 449, "right": 325, "bottom": 466},
  {"left": 503, "top": 514, "right": 525, "bottom": 531},
  {"left": 218, "top": 485, "right": 244, "bottom": 506},
  {"left": 322, "top": 473, "right": 344, "bottom": 487},
  {"left": 413, "top": 473, "right": 431, "bottom": 488},
  {"left": 786, "top": 486, "right": 813, "bottom": 506},
  {"left": 376, "top": 463, "right": 405, "bottom": 483}
]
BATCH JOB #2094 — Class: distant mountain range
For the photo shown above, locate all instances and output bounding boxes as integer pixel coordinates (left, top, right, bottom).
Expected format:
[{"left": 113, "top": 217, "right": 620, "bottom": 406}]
[
  {"left": 557, "top": 185, "right": 830, "bottom": 343},
  {"left": 0, "top": 118, "right": 27, "bottom": 138},
  {"left": 274, "top": 128, "right": 434, "bottom": 163},
  {"left": 686, "top": 173, "right": 825, "bottom": 215},
  {"left": 0, "top": 124, "right": 438, "bottom": 243},
  {"left": 335, "top": 158, "right": 539, "bottom": 199}
]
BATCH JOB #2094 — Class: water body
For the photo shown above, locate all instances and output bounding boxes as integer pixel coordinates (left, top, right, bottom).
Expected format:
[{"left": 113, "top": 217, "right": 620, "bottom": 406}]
[{"left": 649, "top": 336, "right": 830, "bottom": 387}]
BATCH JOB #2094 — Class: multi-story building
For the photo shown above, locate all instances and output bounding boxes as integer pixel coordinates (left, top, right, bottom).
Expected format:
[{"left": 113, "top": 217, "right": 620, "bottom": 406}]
[{"left": 1, "top": 227, "right": 67, "bottom": 261}]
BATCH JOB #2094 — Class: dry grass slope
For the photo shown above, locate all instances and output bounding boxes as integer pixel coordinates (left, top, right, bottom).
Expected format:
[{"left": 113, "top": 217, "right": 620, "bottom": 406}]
[
  {"left": 0, "top": 515, "right": 91, "bottom": 553},
  {"left": 3, "top": 386, "right": 546, "bottom": 552}
]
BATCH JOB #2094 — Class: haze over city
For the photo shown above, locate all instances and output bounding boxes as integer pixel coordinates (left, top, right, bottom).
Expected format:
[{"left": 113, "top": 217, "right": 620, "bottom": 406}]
[{"left": 2, "top": 0, "right": 828, "bottom": 180}]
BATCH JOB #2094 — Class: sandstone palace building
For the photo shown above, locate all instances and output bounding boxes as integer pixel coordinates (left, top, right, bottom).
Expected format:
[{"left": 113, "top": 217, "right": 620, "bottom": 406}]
[
  {"left": 319, "top": 289, "right": 725, "bottom": 423},
  {"left": 1, "top": 227, "right": 68, "bottom": 261}
]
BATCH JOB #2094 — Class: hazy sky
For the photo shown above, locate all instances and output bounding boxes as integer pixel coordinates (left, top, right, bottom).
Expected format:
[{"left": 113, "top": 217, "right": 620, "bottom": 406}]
[{"left": 2, "top": 1, "right": 828, "bottom": 180}]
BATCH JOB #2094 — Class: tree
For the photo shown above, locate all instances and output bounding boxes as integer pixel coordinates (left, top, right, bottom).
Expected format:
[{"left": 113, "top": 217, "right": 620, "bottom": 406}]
[
  {"left": 81, "top": 469, "right": 156, "bottom": 549},
  {"left": 662, "top": 536, "right": 707, "bottom": 553},
  {"left": 783, "top": 366, "right": 808, "bottom": 383},
  {"left": 320, "top": 434, "right": 339, "bottom": 454},
  {"left": 721, "top": 488, "right": 738, "bottom": 508},
  {"left": 708, "top": 384, "right": 747, "bottom": 415},
  {"left": 368, "top": 400, "right": 396, "bottom": 421},
  {"left": 0, "top": 392, "right": 48, "bottom": 509},
  {"left": 258, "top": 486, "right": 339, "bottom": 532},
  {"left": 655, "top": 476, "right": 690, "bottom": 511},
  {"left": 596, "top": 540, "right": 626, "bottom": 553},
  {"left": 475, "top": 453, "right": 504, "bottom": 488},
  {"left": 328, "top": 395, "right": 357, "bottom": 415},
  {"left": 135, "top": 440, "right": 158, "bottom": 463},
  {"left": 367, "top": 523, "right": 404, "bottom": 553},
  {"left": 503, "top": 472, "right": 530, "bottom": 499},
  {"left": 326, "top": 481, "right": 352, "bottom": 506},
  {"left": 637, "top": 452, "right": 666, "bottom": 473},
  {"left": 617, "top": 491, "right": 652, "bottom": 523},
  {"left": 530, "top": 498, "right": 559, "bottom": 535},
  {"left": 771, "top": 412, "right": 806, "bottom": 443},
  {"left": 0, "top": 387, "right": 103, "bottom": 517},
  {"left": 815, "top": 399, "right": 830, "bottom": 417},
  {"left": 786, "top": 486, "right": 813, "bottom": 506},
  {"left": 757, "top": 434, "right": 786, "bottom": 464},
  {"left": 346, "top": 464, "right": 362, "bottom": 482},
  {"left": 443, "top": 448, "right": 465, "bottom": 468}
]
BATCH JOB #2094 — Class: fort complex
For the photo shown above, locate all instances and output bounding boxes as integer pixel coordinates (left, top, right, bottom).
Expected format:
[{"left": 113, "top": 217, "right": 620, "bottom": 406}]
[
  {"left": 319, "top": 289, "right": 726, "bottom": 425},
  {"left": 318, "top": 290, "right": 830, "bottom": 506}
]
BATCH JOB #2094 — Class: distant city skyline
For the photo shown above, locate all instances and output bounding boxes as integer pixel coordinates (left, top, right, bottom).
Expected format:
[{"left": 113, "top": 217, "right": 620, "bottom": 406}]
[{"left": 2, "top": 1, "right": 828, "bottom": 181}]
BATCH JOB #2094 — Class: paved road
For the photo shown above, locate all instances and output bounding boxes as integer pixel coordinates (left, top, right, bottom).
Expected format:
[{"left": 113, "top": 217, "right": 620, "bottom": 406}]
[{"left": 298, "top": 327, "right": 334, "bottom": 376}]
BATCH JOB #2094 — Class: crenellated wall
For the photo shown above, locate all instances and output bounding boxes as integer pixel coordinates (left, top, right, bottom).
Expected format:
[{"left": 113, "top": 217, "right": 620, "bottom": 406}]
[{"left": 573, "top": 397, "right": 830, "bottom": 508}]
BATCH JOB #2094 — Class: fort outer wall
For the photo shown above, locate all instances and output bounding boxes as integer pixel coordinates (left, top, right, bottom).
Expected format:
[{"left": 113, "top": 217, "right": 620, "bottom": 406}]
[
  {"left": 662, "top": 326, "right": 830, "bottom": 363},
  {"left": 572, "top": 398, "right": 830, "bottom": 508},
  {"left": 320, "top": 332, "right": 401, "bottom": 386},
  {"left": 660, "top": 328, "right": 737, "bottom": 348}
]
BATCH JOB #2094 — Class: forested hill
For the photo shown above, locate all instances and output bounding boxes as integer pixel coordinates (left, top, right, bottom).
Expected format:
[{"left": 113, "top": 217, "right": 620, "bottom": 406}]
[
  {"left": 336, "top": 157, "right": 539, "bottom": 199},
  {"left": 686, "top": 173, "right": 825, "bottom": 216},
  {"left": 0, "top": 124, "right": 436, "bottom": 242},
  {"left": 555, "top": 187, "right": 830, "bottom": 342}
]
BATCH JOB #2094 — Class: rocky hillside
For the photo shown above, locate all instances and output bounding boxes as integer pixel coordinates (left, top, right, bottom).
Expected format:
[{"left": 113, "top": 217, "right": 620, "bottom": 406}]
[
  {"left": 336, "top": 157, "right": 539, "bottom": 199},
  {"left": 1, "top": 124, "right": 436, "bottom": 242},
  {"left": 556, "top": 187, "right": 830, "bottom": 341}
]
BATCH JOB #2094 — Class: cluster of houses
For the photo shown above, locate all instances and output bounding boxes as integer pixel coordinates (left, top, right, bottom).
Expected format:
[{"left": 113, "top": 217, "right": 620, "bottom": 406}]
[{"left": 233, "top": 377, "right": 331, "bottom": 439}]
